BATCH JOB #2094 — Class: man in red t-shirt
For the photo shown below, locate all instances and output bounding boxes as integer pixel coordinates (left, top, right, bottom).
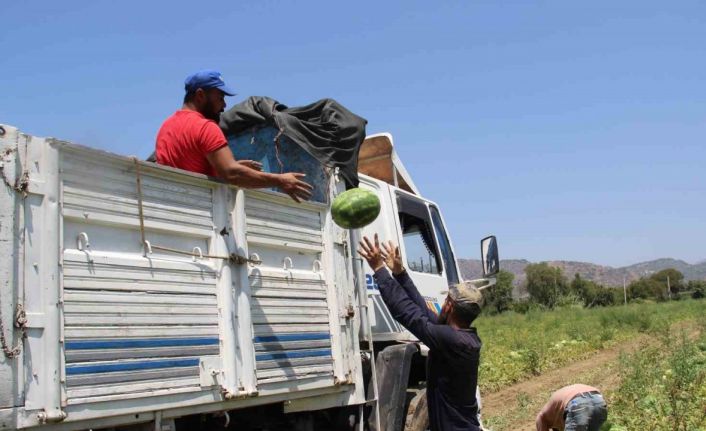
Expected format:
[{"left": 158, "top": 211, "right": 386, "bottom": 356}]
[{"left": 156, "top": 70, "right": 312, "bottom": 202}]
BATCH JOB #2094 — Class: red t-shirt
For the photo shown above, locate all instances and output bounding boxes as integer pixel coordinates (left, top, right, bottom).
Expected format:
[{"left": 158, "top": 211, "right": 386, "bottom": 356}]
[{"left": 155, "top": 110, "right": 227, "bottom": 177}]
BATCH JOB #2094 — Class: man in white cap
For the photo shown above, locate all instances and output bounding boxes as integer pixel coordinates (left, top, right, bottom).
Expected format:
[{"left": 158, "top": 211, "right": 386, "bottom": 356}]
[
  {"left": 155, "top": 69, "right": 312, "bottom": 202},
  {"left": 358, "top": 234, "right": 483, "bottom": 431}
]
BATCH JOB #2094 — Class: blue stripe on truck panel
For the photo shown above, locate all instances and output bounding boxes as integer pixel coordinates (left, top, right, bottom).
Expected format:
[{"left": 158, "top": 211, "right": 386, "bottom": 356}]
[
  {"left": 65, "top": 337, "right": 219, "bottom": 350},
  {"left": 256, "top": 348, "right": 332, "bottom": 362},
  {"left": 66, "top": 358, "right": 200, "bottom": 375},
  {"left": 253, "top": 333, "right": 330, "bottom": 343}
]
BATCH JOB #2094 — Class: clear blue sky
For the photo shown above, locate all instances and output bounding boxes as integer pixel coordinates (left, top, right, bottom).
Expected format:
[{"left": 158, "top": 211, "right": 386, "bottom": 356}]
[{"left": 2, "top": 1, "right": 705, "bottom": 267}]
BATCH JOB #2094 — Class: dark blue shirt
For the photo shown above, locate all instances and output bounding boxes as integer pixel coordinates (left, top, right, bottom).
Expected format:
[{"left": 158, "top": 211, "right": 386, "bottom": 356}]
[{"left": 373, "top": 268, "right": 482, "bottom": 431}]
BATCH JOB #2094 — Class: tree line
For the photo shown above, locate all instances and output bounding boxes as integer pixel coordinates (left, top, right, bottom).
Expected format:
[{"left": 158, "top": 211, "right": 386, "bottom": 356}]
[{"left": 482, "top": 264, "right": 706, "bottom": 314}]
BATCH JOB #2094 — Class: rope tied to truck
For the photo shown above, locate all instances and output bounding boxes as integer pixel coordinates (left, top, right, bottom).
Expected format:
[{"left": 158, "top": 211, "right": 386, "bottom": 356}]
[
  {"left": 132, "top": 158, "right": 261, "bottom": 265},
  {"left": 0, "top": 303, "right": 28, "bottom": 359},
  {"left": 0, "top": 146, "right": 30, "bottom": 197}
]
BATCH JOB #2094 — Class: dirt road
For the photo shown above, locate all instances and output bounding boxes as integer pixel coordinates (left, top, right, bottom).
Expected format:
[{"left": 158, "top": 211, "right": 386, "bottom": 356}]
[{"left": 480, "top": 336, "right": 646, "bottom": 431}]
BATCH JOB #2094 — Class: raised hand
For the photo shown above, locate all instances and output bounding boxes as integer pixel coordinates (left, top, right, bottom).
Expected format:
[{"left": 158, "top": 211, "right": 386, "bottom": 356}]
[
  {"left": 381, "top": 240, "right": 404, "bottom": 275},
  {"left": 278, "top": 172, "right": 313, "bottom": 203},
  {"left": 358, "top": 233, "right": 385, "bottom": 272}
]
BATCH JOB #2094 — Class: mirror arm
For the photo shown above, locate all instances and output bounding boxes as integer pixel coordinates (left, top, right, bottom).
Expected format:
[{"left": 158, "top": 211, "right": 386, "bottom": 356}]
[{"left": 466, "top": 277, "right": 497, "bottom": 291}]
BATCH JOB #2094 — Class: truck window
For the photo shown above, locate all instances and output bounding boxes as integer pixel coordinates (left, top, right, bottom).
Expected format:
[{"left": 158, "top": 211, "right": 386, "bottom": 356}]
[
  {"left": 396, "top": 194, "right": 441, "bottom": 275},
  {"left": 430, "top": 205, "right": 460, "bottom": 286},
  {"left": 227, "top": 126, "right": 330, "bottom": 203}
]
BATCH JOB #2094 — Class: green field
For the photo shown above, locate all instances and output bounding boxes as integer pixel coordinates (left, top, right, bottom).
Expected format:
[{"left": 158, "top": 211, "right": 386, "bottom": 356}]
[
  {"left": 605, "top": 323, "right": 706, "bottom": 430},
  {"left": 475, "top": 299, "right": 706, "bottom": 392}
]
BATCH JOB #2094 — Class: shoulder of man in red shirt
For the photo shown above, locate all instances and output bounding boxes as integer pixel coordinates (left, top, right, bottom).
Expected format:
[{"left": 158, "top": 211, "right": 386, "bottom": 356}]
[{"left": 155, "top": 110, "right": 228, "bottom": 177}]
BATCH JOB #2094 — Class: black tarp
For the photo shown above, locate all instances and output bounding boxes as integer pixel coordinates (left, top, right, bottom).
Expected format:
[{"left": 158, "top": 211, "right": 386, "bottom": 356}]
[{"left": 219, "top": 96, "right": 367, "bottom": 188}]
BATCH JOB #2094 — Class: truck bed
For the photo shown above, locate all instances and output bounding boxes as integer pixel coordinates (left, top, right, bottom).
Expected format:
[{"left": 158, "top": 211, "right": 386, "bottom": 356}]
[{"left": 0, "top": 125, "right": 364, "bottom": 430}]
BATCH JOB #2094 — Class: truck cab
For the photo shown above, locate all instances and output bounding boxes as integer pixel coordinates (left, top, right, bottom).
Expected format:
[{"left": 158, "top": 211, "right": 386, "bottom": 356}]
[
  {"left": 356, "top": 133, "right": 499, "bottom": 430},
  {"left": 357, "top": 133, "right": 462, "bottom": 341}
]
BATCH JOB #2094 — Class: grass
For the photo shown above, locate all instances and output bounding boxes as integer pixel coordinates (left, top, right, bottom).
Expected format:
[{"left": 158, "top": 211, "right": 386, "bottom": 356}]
[{"left": 475, "top": 299, "right": 706, "bottom": 393}]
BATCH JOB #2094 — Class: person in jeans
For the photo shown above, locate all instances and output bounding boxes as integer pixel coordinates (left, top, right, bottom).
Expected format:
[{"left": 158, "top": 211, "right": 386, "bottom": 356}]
[
  {"left": 358, "top": 234, "right": 483, "bottom": 431},
  {"left": 536, "top": 384, "right": 607, "bottom": 431}
]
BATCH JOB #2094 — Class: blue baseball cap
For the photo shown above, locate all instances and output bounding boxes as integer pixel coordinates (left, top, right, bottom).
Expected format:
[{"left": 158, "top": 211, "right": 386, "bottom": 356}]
[{"left": 184, "top": 70, "right": 236, "bottom": 96}]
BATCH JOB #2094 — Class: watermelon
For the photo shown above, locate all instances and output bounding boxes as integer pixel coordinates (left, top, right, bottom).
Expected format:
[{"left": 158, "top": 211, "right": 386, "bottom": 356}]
[{"left": 331, "top": 188, "right": 381, "bottom": 229}]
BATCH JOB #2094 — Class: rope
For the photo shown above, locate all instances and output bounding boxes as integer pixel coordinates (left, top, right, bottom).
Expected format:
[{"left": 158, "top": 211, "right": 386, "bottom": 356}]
[
  {"left": 272, "top": 129, "right": 285, "bottom": 174},
  {"left": 0, "top": 146, "right": 29, "bottom": 197},
  {"left": 0, "top": 144, "right": 29, "bottom": 358},
  {"left": 131, "top": 158, "right": 261, "bottom": 265},
  {"left": 134, "top": 158, "right": 147, "bottom": 247},
  {"left": 0, "top": 304, "right": 27, "bottom": 359}
]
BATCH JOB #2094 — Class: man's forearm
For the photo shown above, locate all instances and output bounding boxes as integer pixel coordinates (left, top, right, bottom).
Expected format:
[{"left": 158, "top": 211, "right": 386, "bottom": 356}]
[
  {"left": 221, "top": 164, "right": 283, "bottom": 189},
  {"left": 393, "top": 270, "right": 438, "bottom": 321}
]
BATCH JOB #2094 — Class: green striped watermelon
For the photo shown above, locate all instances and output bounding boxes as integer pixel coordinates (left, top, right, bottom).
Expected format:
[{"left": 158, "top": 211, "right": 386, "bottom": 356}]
[{"left": 331, "top": 188, "right": 381, "bottom": 229}]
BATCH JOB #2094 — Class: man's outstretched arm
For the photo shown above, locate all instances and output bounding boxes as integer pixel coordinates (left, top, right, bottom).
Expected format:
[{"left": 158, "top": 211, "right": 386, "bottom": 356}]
[
  {"left": 207, "top": 145, "right": 313, "bottom": 202},
  {"left": 360, "top": 234, "right": 454, "bottom": 350},
  {"left": 382, "top": 240, "right": 438, "bottom": 322},
  {"left": 393, "top": 270, "right": 439, "bottom": 322},
  {"left": 374, "top": 269, "right": 453, "bottom": 351}
]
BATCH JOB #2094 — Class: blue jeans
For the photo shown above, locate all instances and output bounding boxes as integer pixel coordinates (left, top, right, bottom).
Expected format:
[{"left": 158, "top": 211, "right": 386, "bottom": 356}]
[{"left": 564, "top": 392, "right": 607, "bottom": 431}]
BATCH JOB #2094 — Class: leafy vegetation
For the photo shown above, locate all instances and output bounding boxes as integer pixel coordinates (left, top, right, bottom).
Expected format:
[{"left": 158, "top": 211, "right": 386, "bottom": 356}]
[
  {"left": 604, "top": 325, "right": 706, "bottom": 430},
  {"left": 483, "top": 270, "right": 514, "bottom": 314},
  {"left": 475, "top": 299, "right": 706, "bottom": 393},
  {"left": 514, "top": 265, "right": 703, "bottom": 310},
  {"left": 524, "top": 263, "right": 568, "bottom": 308},
  {"left": 687, "top": 280, "right": 706, "bottom": 299}
]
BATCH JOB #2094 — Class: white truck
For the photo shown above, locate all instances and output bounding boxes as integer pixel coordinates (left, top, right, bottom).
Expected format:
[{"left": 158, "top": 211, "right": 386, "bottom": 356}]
[{"left": 0, "top": 122, "right": 498, "bottom": 431}]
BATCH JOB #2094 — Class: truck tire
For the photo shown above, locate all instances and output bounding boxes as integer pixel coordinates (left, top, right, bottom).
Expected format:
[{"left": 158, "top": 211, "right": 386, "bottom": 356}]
[{"left": 403, "top": 388, "right": 428, "bottom": 431}]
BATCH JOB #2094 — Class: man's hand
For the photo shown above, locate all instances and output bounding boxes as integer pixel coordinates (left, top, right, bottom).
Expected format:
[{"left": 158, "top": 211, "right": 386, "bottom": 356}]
[
  {"left": 381, "top": 241, "right": 404, "bottom": 275},
  {"left": 238, "top": 160, "right": 263, "bottom": 171},
  {"left": 358, "top": 234, "right": 386, "bottom": 272},
  {"left": 277, "top": 173, "right": 313, "bottom": 203}
]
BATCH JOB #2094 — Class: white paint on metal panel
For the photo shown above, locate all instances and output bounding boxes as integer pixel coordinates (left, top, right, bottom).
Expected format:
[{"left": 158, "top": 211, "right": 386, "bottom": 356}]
[
  {"left": 64, "top": 326, "right": 219, "bottom": 339},
  {"left": 245, "top": 194, "right": 324, "bottom": 252},
  {"left": 245, "top": 191, "right": 337, "bottom": 391},
  {"left": 67, "top": 367, "right": 199, "bottom": 386},
  {"left": 66, "top": 374, "right": 202, "bottom": 398},
  {"left": 67, "top": 383, "right": 203, "bottom": 406},
  {"left": 256, "top": 375, "right": 336, "bottom": 396},
  {"left": 1, "top": 131, "right": 365, "bottom": 427},
  {"left": 22, "top": 137, "right": 63, "bottom": 418},
  {"left": 252, "top": 324, "right": 331, "bottom": 336},
  {"left": 0, "top": 125, "right": 26, "bottom": 409},
  {"left": 63, "top": 291, "right": 217, "bottom": 306},
  {"left": 66, "top": 345, "right": 219, "bottom": 362},
  {"left": 257, "top": 365, "right": 334, "bottom": 383},
  {"left": 254, "top": 340, "right": 331, "bottom": 352},
  {"left": 229, "top": 188, "right": 257, "bottom": 395},
  {"left": 59, "top": 150, "right": 222, "bottom": 405}
]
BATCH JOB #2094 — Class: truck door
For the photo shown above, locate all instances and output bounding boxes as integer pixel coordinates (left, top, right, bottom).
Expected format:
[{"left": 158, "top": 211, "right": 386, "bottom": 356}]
[
  {"left": 428, "top": 204, "right": 460, "bottom": 288},
  {"left": 392, "top": 192, "right": 453, "bottom": 319}
]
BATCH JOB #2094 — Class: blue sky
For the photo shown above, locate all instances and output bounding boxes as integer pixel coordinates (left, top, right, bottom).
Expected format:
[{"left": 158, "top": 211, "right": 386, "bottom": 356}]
[{"left": 2, "top": 1, "right": 704, "bottom": 267}]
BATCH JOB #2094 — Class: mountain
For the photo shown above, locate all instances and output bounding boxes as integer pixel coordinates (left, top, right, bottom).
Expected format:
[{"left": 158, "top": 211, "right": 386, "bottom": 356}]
[{"left": 458, "top": 257, "right": 706, "bottom": 289}]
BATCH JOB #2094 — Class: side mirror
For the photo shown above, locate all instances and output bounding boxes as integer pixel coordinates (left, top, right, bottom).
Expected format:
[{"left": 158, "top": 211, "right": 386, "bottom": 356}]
[{"left": 480, "top": 235, "right": 499, "bottom": 277}]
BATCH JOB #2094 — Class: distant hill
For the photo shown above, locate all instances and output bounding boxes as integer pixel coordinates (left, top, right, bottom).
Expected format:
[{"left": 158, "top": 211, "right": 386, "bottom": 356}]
[{"left": 458, "top": 257, "right": 706, "bottom": 291}]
